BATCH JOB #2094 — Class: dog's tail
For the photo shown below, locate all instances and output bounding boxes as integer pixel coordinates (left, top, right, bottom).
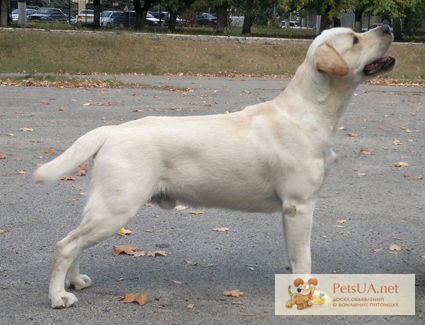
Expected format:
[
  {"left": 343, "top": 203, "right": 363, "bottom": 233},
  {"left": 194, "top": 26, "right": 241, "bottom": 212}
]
[
  {"left": 288, "top": 285, "right": 293, "bottom": 297},
  {"left": 34, "top": 126, "right": 112, "bottom": 184}
]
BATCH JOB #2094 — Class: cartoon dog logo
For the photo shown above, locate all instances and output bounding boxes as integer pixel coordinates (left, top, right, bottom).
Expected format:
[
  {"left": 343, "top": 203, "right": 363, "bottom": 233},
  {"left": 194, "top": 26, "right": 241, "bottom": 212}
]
[{"left": 286, "top": 278, "right": 318, "bottom": 310}]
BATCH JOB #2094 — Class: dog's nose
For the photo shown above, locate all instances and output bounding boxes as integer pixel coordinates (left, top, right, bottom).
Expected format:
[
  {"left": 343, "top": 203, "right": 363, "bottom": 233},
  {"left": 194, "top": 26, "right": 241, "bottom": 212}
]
[{"left": 380, "top": 24, "right": 391, "bottom": 35}]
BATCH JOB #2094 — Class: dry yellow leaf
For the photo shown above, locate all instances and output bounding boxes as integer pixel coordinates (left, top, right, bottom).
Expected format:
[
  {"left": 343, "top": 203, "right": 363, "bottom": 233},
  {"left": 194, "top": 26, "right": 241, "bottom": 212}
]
[
  {"left": 0, "top": 152, "right": 7, "bottom": 159},
  {"left": 213, "top": 227, "right": 230, "bottom": 232},
  {"left": 119, "top": 292, "right": 149, "bottom": 306},
  {"left": 20, "top": 127, "right": 33, "bottom": 132},
  {"left": 392, "top": 138, "right": 403, "bottom": 145},
  {"left": 347, "top": 132, "right": 359, "bottom": 137},
  {"left": 118, "top": 227, "right": 132, "bottom": 236},
  {"left": 112, "top": 245, "right": 143, "bottom": 256},
  {"left": 393, "top": 162, "right": 409, "bottom": 168},
  {"left": 190, "top": 210, "right": 205, "bottom": 215},
  {"left": 223, "top": 290, "right": 244, "bottom": 298},
  {"left": 389, "top": 244, "right": 402, "bottom": 251}
]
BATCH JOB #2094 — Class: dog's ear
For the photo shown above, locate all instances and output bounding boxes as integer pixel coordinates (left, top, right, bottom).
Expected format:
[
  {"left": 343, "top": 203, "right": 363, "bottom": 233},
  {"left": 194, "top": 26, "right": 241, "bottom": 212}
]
[
  {"left": 308, "top": 278, "right": 318, "bottom": 286},
  {"left": 315, "top": 43, "right": 350, "bottom": 77},
  {"left": 293, "top": 278, "right": 305, "bottom": 287}
]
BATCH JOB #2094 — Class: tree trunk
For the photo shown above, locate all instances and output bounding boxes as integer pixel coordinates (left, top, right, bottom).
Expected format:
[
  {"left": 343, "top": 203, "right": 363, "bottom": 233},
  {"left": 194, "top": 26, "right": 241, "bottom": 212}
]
[
  {"left": 242, "top": 14, "right": 254, "bottom": 35},
  {"left": 215, "top": 2, "right": 228, "bottom": 33},
  {"left": 168, "top": 11, "right": 177, "bottom": 32},
  {"left": 0, "top": 0, "right": 8, "bottom": 27},
  {"left": 134, "top": 0, "right": 153, "bottom": 30},
  {"left": 393, "top": 18, "right": 402, "bottom": 41},
  {"left": 93, "top": 0, "right": 101, "bottom": 28}
]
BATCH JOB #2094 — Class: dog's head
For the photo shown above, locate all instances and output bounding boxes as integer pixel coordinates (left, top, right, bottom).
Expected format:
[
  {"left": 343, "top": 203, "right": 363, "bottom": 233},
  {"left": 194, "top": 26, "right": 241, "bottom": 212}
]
[
  {"left": 292, "top": 278, "right": 318, "bottom": 297},
  {"left": 307, "top": 25, "right": 396, "bottom": 84}
]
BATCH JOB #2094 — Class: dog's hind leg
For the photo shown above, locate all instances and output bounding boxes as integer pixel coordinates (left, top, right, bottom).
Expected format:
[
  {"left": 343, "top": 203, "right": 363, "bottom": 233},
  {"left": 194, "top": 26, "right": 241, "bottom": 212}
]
[{"left": 48, "top": 184, "right": 149, "bottom": 308}]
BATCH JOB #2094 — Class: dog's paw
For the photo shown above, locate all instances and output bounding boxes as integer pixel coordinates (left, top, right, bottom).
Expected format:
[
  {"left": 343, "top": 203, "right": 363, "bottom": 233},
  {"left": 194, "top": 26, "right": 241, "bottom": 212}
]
[
  {"left": 50, "top": 292, "right": 78, "bottom": 309},
  {"left": 68, "top": 274, "right": 92, "bottom": 290}
]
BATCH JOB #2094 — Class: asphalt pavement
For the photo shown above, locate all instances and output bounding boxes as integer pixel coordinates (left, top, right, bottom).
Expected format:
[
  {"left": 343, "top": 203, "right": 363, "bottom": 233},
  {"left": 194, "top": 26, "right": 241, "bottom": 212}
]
[{"left": 0, "top": 75, "right": 424, "bottom": 324}]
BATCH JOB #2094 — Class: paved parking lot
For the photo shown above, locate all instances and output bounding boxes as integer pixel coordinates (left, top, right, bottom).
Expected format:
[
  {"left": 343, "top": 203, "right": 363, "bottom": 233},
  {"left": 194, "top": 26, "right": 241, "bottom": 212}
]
[{"left": 0, "top": 76, "right": 424, "bottom": 324}]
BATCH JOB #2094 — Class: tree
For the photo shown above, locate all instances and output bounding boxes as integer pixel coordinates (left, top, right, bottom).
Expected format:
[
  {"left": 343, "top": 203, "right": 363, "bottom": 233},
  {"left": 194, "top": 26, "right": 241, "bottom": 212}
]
[
  {"left": 279, "top": 0, "right": 348, "bottom": 32},
  {"left": 93, "top": 0, "right": 101, "bottom": 28},
  {"left": 214, "top": 0, "right": 229, "bottom": 33},
  {"left": 133, "top": 0, "right": 155, "bottom": 30},
  {"left": 0, "top": 0, "right": 8, "bottom": 27},
  {"left": 232, "top": 0, "right": 275, "bottom": 34},
  {"left": 161, "top": 0, "right": 195, "bottom": 32}
]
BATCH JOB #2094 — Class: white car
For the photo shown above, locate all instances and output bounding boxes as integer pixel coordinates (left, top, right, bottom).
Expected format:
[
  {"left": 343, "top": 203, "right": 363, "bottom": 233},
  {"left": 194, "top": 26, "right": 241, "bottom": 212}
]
[
  {"left": 11, "top": 8, "right": 37, "bottom": 22},
  {"left": 100, "top": 10, "right": 123, "bottom": 27}
]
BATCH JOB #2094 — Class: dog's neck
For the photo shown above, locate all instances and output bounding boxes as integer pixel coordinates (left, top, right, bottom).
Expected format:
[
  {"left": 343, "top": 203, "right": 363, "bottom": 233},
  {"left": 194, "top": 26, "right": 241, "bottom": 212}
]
[{"left": 276, "top": 62, "right": 358, "bottom": 135}]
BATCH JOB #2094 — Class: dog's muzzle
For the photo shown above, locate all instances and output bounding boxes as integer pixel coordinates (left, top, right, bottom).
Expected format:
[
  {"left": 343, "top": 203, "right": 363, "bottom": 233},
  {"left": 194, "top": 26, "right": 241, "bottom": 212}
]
[{"left": 363, "top": 25, "right": 396, "bottom": 76}]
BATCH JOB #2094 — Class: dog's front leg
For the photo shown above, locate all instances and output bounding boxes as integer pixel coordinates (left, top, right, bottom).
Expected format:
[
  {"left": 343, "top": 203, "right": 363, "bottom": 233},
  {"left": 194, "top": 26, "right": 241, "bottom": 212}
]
[{"left": 282, "top": 200, "right": 316, "bottom": 274}]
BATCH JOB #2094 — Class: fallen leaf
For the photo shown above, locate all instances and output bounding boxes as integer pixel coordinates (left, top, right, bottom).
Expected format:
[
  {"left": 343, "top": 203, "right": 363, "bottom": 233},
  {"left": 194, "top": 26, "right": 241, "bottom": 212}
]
[
  {"left": 20, "top": 127, "right": 33, "bottom": 132},
  {"left": 113, "top": 245, "right": 143, "bottom": 256},
  {"left": 172, "top": 280, "right": 183, "bottom": 285},
  {"left": 0, "top": 152, "right": 7, "bottom": 159},
  {"left": 389, "top": 244, "right": 402, "bottom": 252},
  {"left": 0, "top": 229, "right": 5, "bottom": 234},
  {"left": 213, "top": 227, "right": 230, "bottom": 232},
  {"left": 146, "top": 250, "right": 167, "bottom": 257},
  {"left": 392, "top": 138, "right": 403, "bottom": 146},
  {"left": 175, "top": 205, "right": 188, "bottom": 211},
  {"left": 187, "top": 303, "right": 195, "bottom": 309},
  {"left": 113, "top": 245, "right": 166, "bottom": 258},
  {"left": 223, "top": 290, "right": 244, "bottom": 298},
  {"left": 77, "top": 161, "right": 89, "bottom": 176},
  {"left": 16, "top": 170, "right": 27, "bottom": 175},
  {"left": 118, "top": 227, "right": 132, "bottom": 236},
  {"left": 119, "top": 292, "right": 149, "bottom": 306},
  {"left": 58, "top": 107, "right": 66, "bottom": 111},
  {"left": 61, "top": 176, "right": 79, "bottom": 181},
  {"left": 359, "top": 148, "right": 371, "bottom": 155},
  {"left": 190, "top": 210, "right": 205, "bottom": 215},
  {"left": 403, "top": 174, "right": 422, "bottom": 180},
  {"left": 46, "top": 147, "right": 57, "bottom": 156},
  {"left": 393, "top": 162, "right": 409, "bottom": 168},
  {"left": 347, "top": 132, "right": 359, "bottom": 137},
  {"left": 401, "top": 127, "right": 412, "bottom": 133}
]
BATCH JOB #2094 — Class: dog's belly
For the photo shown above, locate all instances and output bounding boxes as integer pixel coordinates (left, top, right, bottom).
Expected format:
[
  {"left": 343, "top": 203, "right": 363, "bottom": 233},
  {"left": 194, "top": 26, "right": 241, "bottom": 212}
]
[{"left": 157, "top": 172, "right": 283, "bottom": 213}]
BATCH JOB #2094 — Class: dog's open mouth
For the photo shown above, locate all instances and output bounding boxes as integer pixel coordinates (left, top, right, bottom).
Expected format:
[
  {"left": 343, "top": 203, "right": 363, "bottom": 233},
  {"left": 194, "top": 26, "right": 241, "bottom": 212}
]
[{"left": 363, "top": 56, "right": 396, "bottom": 76}]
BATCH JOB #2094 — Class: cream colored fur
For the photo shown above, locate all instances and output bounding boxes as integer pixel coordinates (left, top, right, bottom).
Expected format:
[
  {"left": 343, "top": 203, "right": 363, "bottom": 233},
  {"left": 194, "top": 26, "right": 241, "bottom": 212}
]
[{"left": 34, "top": 26, "right": 394, "bottom": 308}]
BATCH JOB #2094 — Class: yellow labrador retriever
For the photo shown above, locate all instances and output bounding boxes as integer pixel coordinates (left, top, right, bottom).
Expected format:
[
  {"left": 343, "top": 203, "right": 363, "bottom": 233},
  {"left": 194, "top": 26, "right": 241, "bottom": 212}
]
[{"left": 35, "top": 26, "right": 395, "bottom": 308}]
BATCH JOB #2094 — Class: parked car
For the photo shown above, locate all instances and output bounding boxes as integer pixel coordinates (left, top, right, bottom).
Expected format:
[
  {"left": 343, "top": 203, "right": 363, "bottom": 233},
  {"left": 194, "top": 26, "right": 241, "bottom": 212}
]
[
  {"left": 146, "top": 12, "right": 160, "bottom": 26},
  {"left": 196, "top": 13, "right": 217, "bottom": 26},
  {"left": 100, "top": 10, "right": 123, "bottom": 27},
  {"left": 11, "top": 8, "right": 38, "bottom": 22},
  {"left": 77, "top": 9, "right": 94, "bottom": 25},
  {"left": 150, "top": 11, "right": 184, "bottom": 26},
  {"left": 28, "top": 7, "right": 68, "bottom": 21},
  {"left": 281, "top": 20, "right": 300, "bottom": 28},
  {"left": 113, "top": 11, "right": 160, "bottom": 28}
]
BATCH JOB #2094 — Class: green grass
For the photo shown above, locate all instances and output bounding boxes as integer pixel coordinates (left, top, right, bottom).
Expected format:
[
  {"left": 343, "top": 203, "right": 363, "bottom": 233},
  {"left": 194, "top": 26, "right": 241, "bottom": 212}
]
[{"left": 1, "top": 29, "right": 424, "bottom": 81}]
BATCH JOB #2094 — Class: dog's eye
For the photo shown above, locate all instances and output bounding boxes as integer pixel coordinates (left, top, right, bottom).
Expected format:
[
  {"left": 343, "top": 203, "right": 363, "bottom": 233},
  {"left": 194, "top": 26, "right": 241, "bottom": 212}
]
[{"left": 353, "top": 36, "right": 359, "bottom": 45}]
